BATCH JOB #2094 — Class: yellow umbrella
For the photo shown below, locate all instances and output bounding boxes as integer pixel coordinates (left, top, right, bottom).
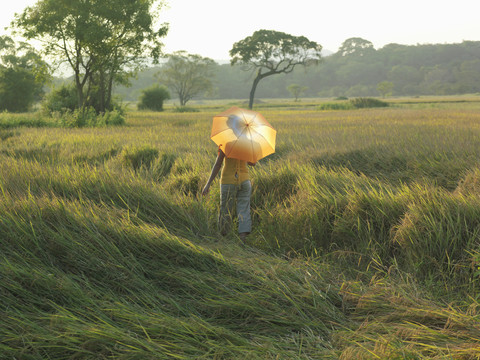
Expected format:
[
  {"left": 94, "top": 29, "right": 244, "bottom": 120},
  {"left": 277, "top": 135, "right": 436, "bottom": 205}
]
[{"left": 210, "top": 107, "right": 276, "bottom": 163}]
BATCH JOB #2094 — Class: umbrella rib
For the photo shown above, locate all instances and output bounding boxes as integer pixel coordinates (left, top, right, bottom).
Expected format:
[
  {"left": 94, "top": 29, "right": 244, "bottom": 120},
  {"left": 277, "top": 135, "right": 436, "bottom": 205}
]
[
  {"left": 249, "top": 128, "right": 275, "bottom": 149},
  {"left": 225, "top": 124, "right": 250, "bottom": 158},
  {"left": 212, "top": 127, "right": 235, "bottom": 138},
  {"left": 247, "top": 126, "right": 255, "bottom": 162}
]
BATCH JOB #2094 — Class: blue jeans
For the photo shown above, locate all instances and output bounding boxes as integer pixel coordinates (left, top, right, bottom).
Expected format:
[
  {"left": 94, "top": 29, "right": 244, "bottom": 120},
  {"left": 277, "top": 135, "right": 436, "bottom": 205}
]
[{"left": 219, "top": 180, "right": 252, "bottom": 235}]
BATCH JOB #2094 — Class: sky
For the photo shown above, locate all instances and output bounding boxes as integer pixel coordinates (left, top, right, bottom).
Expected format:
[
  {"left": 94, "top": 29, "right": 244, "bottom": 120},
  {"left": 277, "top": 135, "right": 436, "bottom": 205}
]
[{"left": 2, "top": 0, "right": 480, "bottom": 61}]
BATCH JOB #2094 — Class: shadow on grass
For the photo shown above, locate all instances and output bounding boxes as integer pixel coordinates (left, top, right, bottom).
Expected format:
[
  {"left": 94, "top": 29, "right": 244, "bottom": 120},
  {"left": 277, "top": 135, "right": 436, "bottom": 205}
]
[{"left": 311, "top": 146, "right": 467, "bottom": 190}]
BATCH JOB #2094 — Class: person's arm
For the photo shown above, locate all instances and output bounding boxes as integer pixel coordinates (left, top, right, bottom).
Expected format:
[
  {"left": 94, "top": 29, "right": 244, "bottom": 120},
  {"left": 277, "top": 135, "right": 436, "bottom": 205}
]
[{"left": 202, "top": 150, "right": 225, "bottom": 196}]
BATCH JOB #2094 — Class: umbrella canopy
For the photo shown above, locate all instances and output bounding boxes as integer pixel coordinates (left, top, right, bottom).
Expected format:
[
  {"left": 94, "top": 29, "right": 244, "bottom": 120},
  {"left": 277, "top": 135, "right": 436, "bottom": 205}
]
[{"left": 210, "top": 107, "right": 276, "bottom": 163}]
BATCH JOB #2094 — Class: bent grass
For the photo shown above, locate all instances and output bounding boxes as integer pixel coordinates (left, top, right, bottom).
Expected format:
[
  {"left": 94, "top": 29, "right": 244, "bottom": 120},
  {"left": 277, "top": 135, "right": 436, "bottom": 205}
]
[{"left": 2, "top": 97, "right": 480, "bottom": 358}]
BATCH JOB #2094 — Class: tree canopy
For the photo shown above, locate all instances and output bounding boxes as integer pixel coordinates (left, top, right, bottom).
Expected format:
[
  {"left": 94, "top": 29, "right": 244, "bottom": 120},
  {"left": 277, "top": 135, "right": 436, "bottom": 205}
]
[
  {"left": 158, "top": 51, "right": 216, "bottom": 107},
  {"left": 113, "top": 40, "right": 480, "bottom": 102},
  {"left": 287, "top": 84, "right": 308, "bottom": 101},
  {"left": 15, "top": 0, "right": 168, "bottom": 113},
  {"left": 337, "top": 37, "right": 375, "bottom": 57},
  {"left": 0, "top": 36, "right": 50, "bottom": 112},
  {"left": 230, "top": 29, "right": 322, "bottom": 109}
]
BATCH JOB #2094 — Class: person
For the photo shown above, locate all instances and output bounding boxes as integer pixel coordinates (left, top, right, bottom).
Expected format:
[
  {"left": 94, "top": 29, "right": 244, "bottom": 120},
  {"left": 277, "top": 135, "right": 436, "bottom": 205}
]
[{"left": 202, "top": 148, "right": 255, "bottom": 242}]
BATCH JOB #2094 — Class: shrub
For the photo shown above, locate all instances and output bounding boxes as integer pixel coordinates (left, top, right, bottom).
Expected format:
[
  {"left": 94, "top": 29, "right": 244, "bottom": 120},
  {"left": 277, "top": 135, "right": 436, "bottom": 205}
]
[
  {"left": 172, "top": 106, "right": 199, "bottom": 113},
  {"left": 54, "top": 107, "right": 125, "bottom": 128},
  {"left": 42, "top": 84, "right": 78, "bottom": 115},
  {"left": 100, "top": 110, "right": 125, "bottom": 126},
  {"left": 137, "top": 85, "right": 170, "bottom": 111},
  {"left": 55, "top": 107, "right": 97, "bottom": 128},
  {"left": 350, "top": 97, "right": 389, "bottom": 108},
  {"left": 317, "top": 102, "right": 353, "bottom": 110}
]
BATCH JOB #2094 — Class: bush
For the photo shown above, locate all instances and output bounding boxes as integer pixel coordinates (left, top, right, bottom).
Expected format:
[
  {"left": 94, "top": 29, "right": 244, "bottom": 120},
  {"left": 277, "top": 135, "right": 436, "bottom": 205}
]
[
  {"left": 317, "top": 102, "right": 354, "bottom": 110},
  {"left": 42, "top": 84, "right": 78, "bottom": 115},
  {"left": 137, "top": 85, "right": 170, "bottom": 111},
  {"left": 44, "top": 83, "right": 126, "bottom": 118},
  {"left": 100, "top": 110, "right": 125, "bottom": 126},
  {"left": 55, "top": 107, "right": 96, "bottom": 128},
  {"left": 54, "top": 107, "right": 125, "bottom": 128},
  {"left": 172, "top": 106, "right": 200, "bottom": 113},
  {"left": 350, "top": 97, "right": 389, "bottom": 108},
  {"left": 317, "top": 98, "right": 389, "bottom": 111}
]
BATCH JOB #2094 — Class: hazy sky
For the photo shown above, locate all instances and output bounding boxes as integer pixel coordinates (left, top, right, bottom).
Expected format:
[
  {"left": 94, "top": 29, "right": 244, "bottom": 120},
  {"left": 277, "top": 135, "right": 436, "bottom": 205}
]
[{"left": 2, "top": 0, "right": 480, "bottom": 60}]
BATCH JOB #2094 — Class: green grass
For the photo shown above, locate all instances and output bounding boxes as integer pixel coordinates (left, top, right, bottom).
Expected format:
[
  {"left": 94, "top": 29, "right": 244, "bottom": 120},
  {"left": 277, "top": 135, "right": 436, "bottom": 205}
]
[
  {"left": 0, "top": 112, "right": 55, "bottom": 128},
  {"left": 2, "top": 96, "right": 480, "bottom": 358}
]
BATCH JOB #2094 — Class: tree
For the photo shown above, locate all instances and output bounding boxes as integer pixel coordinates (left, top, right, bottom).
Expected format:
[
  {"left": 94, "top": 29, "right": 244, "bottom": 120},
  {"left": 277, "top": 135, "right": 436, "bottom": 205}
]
[
  {"left": 0, "top": 36, "right": 50, "bottom": 112},
  {"left": 15, "top": 0, "right": 168, "bottom": 113},
  {"left": 138, "top": 85, "right": 170, "bottom": 111},
  {"left": 377, "top": 81, "right": 394, "bottom": 98},
  {"left": 159, "top": 51, "right": 215, "bottom": 106},
  {"left": 287, "top": 84, "right": 308, "bottom": 101},
  {"left": 230, "top": 29, "right": 322, "bottom": 109},
  {"left": 337, "top": 37, "right": 375, "bottom": 57}
]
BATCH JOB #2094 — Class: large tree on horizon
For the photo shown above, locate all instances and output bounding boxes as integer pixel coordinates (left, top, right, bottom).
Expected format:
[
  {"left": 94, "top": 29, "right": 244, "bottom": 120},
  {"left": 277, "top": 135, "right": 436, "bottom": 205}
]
[
  {"left": 336, "top": 37, "right": 375, "bottom": 57},
  {"left": 230, "top": 29, "right": 322, "bottom": 109},
  {"left": 14, "top": 0, "right": 168, "bottom": 113}
]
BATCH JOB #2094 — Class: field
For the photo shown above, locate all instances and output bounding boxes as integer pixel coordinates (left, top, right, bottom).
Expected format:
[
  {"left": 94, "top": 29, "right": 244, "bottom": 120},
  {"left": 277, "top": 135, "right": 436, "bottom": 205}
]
[{"left": 2, "top": 96, "right": 480, "bottom": 359}]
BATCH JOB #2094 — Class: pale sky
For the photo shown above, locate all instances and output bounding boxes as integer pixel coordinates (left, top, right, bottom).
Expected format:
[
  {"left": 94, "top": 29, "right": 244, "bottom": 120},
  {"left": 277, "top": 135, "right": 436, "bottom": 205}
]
[{"left": 2, "top": 0, "right": 480, "bottom": 60}]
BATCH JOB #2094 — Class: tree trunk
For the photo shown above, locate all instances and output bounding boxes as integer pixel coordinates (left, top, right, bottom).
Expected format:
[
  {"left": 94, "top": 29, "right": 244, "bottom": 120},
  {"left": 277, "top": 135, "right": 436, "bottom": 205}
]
[
  {"left": 248, "top": 72, "right": 262, "bottom": 110},
  {"left": 74, "top": 72, "right": 84, "bottom": 109},
  {"left": 106, "top": 70, "right": 115, "bottom": 111},
  {"left": 99, "top": 69, "right": 106, "bottom": 113}
]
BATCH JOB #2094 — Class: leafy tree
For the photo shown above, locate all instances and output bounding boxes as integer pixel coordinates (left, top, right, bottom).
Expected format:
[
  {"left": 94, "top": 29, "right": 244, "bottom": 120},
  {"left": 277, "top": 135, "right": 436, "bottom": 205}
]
[
  {"left": 230, "top": 29, "right": 322, "bottom": 109},
  {"left": 377, "top": 81, "right": 394, "bottom": 98},
  {"left": 15, "top": 0, "right": 168, "bottom": 113},
  {"left": 337, "top": 37, "right": 375, "bottom": 57},
  {"left": 138, "top": 84, "right": 170, "bottom": 111},
  {"left": 0, "top": 36, "right": 50, "bottom": 112},
  {"left": 158, "top": 51, "right": 215, "bottom": 106},
  {"left": 287, "top": 84, "right": 308, "bottom": 101}
]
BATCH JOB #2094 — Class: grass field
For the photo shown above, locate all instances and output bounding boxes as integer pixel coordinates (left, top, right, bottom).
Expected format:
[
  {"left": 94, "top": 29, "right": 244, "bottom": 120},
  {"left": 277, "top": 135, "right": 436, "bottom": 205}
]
[{"left": 1, "top": 96, "right": 480, "bottom": 358}]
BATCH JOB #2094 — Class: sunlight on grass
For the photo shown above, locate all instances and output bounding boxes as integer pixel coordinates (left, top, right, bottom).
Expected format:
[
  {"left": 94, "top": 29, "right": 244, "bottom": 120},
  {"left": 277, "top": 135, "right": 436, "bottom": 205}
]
[{"left": 2, "top": 97, "right": 480, "bottom": 358}]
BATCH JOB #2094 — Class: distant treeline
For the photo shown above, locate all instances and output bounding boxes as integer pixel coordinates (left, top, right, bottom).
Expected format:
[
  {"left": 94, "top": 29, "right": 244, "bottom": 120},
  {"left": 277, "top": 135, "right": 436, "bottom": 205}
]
[{"left": 115, "top": 40, "right": 480, "bottom": 101}]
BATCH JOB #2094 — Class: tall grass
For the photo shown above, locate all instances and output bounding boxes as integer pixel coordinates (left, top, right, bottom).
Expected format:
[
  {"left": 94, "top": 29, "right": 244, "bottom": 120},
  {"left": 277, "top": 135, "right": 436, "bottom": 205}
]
[{"left": 2, "top": 98, "right": 480, "bottom": 358}]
